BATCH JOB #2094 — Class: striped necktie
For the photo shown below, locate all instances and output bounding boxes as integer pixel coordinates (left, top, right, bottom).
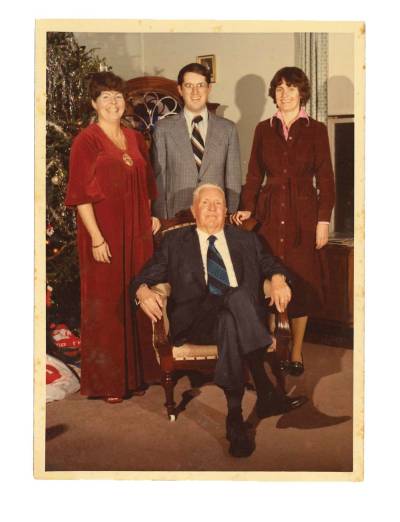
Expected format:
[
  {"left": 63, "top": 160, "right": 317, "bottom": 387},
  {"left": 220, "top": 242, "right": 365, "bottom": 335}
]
[
  {"left": 207, "top": 235, "right": 230, "bottom": 295},
  {"left": 191, "top": 115, "right": 205, "bottom": 172}
]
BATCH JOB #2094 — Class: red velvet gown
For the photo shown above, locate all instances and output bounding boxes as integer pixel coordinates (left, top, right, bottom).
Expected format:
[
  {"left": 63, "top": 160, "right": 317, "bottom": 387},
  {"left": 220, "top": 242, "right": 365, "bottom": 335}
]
[{"left": 65, "top": 123, "right": 159, "bottom": 397}]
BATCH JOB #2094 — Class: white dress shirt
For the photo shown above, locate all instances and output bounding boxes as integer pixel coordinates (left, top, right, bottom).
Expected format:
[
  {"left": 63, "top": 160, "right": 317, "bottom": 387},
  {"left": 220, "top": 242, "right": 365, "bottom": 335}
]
[
  {"left": 183, "top": 107, "right": 208, "bottom": 143},
  {"left": 196, "top": 228, "right": 238, "bottom": 287}
]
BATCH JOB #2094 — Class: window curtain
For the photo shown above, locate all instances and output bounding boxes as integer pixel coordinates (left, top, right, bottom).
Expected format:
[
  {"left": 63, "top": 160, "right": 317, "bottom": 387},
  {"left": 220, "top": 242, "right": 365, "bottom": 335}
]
[{"left": 295, "top": 33, "right": 328, "bottom": 124}]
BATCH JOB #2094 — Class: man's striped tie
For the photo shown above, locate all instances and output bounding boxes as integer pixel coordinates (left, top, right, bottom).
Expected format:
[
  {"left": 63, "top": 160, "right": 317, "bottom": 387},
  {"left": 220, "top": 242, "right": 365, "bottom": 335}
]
[
  {"left": 207, "top": 235, "right": 230, "bottom": 295},
  {"left": 191, "top": 115, "right": 205, "bottom": 172}
]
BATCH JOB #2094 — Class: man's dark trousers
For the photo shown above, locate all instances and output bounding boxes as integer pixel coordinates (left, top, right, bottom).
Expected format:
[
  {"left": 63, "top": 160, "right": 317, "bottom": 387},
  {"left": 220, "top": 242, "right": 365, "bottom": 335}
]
[{"left": 173, "top": 286, "right": 273, "bottom": 391}]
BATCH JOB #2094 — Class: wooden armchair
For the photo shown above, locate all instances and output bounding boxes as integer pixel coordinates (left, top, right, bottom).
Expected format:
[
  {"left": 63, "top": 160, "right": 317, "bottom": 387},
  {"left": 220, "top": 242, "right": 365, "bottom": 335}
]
[
  {"left": 151, "top": 278, "right": 290, "bottom": 421},
  {"left": 150, "top": 216, "right": 290, "bottom": 421}
]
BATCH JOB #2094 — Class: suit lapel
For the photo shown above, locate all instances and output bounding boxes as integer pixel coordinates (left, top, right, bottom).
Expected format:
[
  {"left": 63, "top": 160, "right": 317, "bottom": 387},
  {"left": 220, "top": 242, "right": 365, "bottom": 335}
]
[
  {"left": 171, "top": 113, "right": 198, "bottom": 170},
  {"left": 199, "top": 112, "right": 219, "bottom": 177},
  {"left": 224, "top": 226, "right": 244, "bottom": 285},
  {"left": 181, "top": 226, "right": 207, "bottom": 288}
]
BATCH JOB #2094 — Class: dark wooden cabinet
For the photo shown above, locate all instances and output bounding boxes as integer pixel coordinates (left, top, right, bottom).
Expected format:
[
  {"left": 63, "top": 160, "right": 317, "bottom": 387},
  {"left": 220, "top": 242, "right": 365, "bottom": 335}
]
[
  {"left": 319, "top": 241, "right": 353, "bottom": 325},
  {"left": 307, "top": 238, "right": 354, "bottom": 346}
]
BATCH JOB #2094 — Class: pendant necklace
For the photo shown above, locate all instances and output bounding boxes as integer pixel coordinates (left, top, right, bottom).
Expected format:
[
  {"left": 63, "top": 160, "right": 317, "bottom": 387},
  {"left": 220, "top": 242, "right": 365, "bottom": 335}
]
[
  {"left": 122, "top": 152, "right": 134, "bottom": 166},
  {"left": 101, "top": 124, "right": 134, "bottom": 167},
  {"left": 114, "top": 130, "right": 134, "bottom": 167}
]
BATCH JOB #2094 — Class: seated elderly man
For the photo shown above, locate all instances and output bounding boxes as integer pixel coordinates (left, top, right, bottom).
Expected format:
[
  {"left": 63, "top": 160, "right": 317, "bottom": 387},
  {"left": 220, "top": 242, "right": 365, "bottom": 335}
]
[{"left": 131, "top": 183, "right": 306, "bottom": 458}]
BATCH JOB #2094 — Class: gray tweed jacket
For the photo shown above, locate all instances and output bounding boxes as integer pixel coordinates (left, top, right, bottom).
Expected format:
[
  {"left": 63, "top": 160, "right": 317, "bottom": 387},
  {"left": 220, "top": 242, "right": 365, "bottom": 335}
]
[{"left": 151, "top": 111, "right": 242, "bottom": 218}]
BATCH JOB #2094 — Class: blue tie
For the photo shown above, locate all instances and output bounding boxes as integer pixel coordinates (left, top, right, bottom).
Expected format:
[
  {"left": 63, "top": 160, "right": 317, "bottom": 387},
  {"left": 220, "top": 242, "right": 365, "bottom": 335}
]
[{"left": 207, "top": 235, "right": 230, "bottom": 295}]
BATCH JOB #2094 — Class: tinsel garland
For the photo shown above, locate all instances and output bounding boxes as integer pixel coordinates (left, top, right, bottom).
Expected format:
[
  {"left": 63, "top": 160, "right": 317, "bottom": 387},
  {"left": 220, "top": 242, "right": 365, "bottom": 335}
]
[{"left": 46, "top": 32, "right": 108, "bottom": 326}]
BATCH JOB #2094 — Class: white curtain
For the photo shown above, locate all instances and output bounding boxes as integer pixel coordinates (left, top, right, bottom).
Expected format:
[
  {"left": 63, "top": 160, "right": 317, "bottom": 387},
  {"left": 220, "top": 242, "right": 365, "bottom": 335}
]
[{"left": 295, "top": 33, "right": 328, "bottom": 124}]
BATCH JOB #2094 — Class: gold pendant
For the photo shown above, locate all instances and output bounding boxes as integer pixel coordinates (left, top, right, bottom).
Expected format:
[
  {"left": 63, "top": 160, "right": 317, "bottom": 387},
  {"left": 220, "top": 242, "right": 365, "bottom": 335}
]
[{"left": 122, "top": 152, "right": 134, "bottom": 166}]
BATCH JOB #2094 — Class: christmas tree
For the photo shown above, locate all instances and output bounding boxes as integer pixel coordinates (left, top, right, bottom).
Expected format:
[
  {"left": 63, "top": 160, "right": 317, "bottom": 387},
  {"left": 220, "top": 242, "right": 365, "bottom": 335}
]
[{"left": 46, "top": 32, "right": 107, "bottom": 332}]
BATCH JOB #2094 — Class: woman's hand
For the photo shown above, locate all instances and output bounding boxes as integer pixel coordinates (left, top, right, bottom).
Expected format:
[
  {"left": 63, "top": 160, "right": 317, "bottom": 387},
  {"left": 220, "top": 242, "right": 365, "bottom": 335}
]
[
  {"left": 77, "top": 204, "right": 111, "bottom": 262},
  {"left": 151, "top": 216, "right": 161, "bottom": 235},
  {"left": 315, "top": 222, "right": 329, "bottom": 249},
  {"left": 92, "top": 239, "right": 112, "bottom": 263},
  {"left": 230, "top": 210, "right": 251, "bottom": 226}
]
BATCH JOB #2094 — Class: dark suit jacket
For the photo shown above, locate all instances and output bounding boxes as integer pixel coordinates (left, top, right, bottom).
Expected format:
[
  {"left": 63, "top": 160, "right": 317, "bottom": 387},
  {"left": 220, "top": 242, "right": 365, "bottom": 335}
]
[{"left": 130, "top": 225, "right": 290, "bottom": 342}]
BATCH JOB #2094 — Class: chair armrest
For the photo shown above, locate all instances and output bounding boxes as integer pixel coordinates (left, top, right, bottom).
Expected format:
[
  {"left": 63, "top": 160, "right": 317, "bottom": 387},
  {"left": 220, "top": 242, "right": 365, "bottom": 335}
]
[
  {"left": 151, "top": 284, "right": 173, "bottom": 367},
  {"left": 153, "top": 319, "right": 173, "bottom": 366},
  {"left": 263, "top": 277, "right": 290, "bottom": 331}
]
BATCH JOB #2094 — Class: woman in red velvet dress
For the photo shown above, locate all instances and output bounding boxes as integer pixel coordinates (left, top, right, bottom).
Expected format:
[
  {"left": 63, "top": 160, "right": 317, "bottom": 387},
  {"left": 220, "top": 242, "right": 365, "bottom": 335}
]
[
  {"left": 65, "top": 72, "right": 161, "bottom": 402},
  {"left": 233, "top": 67, "right": 335, "bottom": 377}
]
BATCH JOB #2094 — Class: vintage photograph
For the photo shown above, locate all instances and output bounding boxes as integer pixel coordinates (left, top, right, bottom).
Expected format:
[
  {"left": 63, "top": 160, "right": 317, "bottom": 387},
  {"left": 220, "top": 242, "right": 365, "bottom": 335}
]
[{"left": 35, "top": 20, "right": 364, "bottom": 479}]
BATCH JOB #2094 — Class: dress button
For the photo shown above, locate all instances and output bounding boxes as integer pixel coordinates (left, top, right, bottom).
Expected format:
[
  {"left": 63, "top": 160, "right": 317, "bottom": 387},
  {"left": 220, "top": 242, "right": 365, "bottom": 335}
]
[
  {"left": 283, "top": 169, "right": 287, "bottom": 173},
  {"left": 280, "top": 238, "right": 284, "bottom": 242},
  {"left": 281, "top": 220, "right": 285, "bottom": 225},
  {"left": 282, "top": 185, "right": 286, "bottom": 190},
  {"left": 281, "top": 202, "right": 285, "bottom": 207},
  {"left": 288, "top": 136, "right": 293, "bottom": 140}
]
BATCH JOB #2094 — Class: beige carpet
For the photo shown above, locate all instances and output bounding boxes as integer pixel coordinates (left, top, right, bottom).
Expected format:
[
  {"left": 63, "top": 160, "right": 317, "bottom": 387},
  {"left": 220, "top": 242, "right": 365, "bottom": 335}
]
[{"left": 45, "top": 341, "right": 353, "bottom": 472}]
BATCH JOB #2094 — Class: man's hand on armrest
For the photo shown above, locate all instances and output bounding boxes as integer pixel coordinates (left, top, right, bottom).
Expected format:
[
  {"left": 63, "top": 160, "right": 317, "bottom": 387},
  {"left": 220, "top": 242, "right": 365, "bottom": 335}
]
[
  {"left": 269, "top": 274, "right": 292, "bottom": 313},
  {"left": 136, "top": 284, "right": 163, "bottom": 323}
]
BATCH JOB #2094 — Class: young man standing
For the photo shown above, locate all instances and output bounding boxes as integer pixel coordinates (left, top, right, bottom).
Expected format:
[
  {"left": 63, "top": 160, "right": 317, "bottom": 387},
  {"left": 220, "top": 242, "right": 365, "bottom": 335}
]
[{"left": 152, "top": 63, "right": 242, "bottom": 219}]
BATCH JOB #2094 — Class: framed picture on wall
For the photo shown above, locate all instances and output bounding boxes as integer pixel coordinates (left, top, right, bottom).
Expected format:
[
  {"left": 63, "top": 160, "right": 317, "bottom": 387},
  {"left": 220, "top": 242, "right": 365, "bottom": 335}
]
[{"left": 196, "top": 54, "right": 216, "bottom": 83}]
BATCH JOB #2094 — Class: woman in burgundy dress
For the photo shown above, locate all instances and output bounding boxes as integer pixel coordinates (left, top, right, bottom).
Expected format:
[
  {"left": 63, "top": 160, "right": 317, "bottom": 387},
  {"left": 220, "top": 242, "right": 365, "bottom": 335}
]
[
  {"left": 233, "top": 67, "right": 335, "bottom": 376},
  {"left": 65, "top": 72, "right": 160, "bottom": 402}
]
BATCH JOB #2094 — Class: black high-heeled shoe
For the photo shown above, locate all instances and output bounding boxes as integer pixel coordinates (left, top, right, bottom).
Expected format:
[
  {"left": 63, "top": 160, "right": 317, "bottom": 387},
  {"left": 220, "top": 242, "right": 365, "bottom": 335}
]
[{"left": 288, "top": 355, "right": 304, "bottom": 376}]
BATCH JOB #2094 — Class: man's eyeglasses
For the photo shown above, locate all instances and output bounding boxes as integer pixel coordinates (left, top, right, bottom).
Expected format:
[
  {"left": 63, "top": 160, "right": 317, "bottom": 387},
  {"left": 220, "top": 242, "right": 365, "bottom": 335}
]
[{"left": 182, "top": 82, "right": 208, "bottom": 90}]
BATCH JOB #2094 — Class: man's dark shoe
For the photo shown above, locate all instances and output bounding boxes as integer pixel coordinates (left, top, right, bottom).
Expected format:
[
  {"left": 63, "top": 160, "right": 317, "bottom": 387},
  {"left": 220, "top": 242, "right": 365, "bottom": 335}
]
[
  {"left": 279, "top": 359, "right": 290, "bottom": 373},
  {"left": 256, "top": 392, "right": 308, "bottom": 419},
  {"left": 226, "top": 417, "right": 255, "bottom": 458}
]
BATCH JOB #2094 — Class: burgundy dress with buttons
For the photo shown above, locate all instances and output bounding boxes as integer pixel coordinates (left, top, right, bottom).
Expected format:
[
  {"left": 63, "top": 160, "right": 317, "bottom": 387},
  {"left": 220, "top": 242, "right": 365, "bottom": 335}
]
[
  {"left": 65, "top": 123, "right": 160, "bottom": 397},
  {"left": 240, "top": 116, "right": 335, "bottom": 317}
]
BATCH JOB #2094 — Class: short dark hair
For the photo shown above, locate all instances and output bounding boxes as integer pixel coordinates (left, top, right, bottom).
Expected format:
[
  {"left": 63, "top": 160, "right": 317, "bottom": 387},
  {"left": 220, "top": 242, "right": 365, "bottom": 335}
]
[
  {"left": 177, "top": 63, "right": 211, "bottom": 86},
  {"left": 88, "top": 71, "right": 126, "bottom": 101},
  {"left": 268, "top": 67, "right": 311, "bottom": 106}
]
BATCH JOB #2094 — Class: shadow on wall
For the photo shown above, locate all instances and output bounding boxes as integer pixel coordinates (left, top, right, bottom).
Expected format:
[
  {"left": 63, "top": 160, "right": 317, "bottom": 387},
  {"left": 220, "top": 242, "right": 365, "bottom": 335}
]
[
  {"left": 235, "top": 75, "right": 268, "bottom": 183},
  {"left": 327, "top": 76, "right": 354, "bottom": 115}
]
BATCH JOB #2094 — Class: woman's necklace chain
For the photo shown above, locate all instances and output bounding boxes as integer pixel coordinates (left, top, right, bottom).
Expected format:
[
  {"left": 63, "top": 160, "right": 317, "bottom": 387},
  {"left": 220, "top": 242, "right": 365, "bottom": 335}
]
[
  {"left": 101, "top": 125, "right": 134, "bottom": 167},
  {"left": 108, "top": 129, "right": 126, "bottom": 150}
]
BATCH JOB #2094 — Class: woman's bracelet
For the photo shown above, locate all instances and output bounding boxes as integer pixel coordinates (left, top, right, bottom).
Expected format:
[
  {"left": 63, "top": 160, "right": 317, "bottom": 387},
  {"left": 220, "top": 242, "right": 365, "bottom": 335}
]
[{"left": 92, "top": 239, "right": 105, "bottom": 249}]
